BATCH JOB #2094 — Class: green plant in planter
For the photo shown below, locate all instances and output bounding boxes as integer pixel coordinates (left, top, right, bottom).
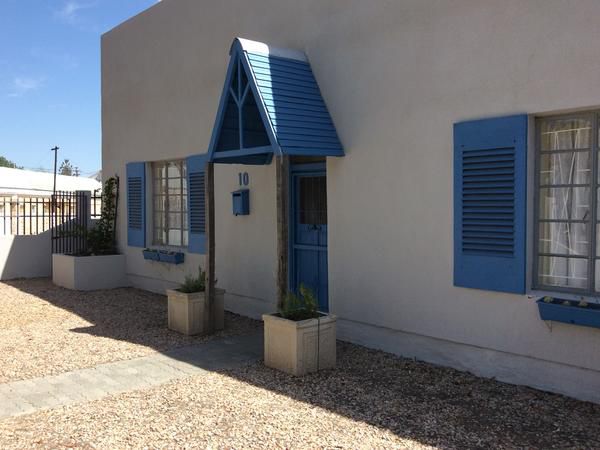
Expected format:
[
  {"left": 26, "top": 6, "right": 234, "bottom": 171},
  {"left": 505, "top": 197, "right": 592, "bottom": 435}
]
[
  {"left": 278, "top": 284, "right": 319, "bottom": 321},
  {"left": 543, "top": 296, "right": 553, "bottom": 303},
  {"left": 579, "top": 301, "right": 589, "bottom": 308},
  {"left": 180, "top": 267, "right": 206, "bottom": 293}
]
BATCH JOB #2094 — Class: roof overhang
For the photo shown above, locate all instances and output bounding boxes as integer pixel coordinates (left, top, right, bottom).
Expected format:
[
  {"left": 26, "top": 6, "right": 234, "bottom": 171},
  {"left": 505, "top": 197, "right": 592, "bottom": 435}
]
[{"left": 207, "top": 38, "right": 344, "bottom": 165}]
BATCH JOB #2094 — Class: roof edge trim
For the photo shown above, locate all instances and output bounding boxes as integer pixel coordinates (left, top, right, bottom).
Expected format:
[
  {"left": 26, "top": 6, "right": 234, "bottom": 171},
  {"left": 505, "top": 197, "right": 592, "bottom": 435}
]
[{"left": 231, "top": 37, "right": 308, "bottom": 63}]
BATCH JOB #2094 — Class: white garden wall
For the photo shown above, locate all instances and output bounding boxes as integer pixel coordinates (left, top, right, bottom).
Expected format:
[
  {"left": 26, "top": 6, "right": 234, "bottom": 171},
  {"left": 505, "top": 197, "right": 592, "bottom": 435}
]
[{"left": 0, "top": 232, "right": 52, "bottom": 280}]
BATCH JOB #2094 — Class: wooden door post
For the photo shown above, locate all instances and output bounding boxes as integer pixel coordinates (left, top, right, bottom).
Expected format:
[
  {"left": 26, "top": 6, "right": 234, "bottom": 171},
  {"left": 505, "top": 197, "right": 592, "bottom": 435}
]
[
  {"left": 206, "top": 161, "right": 216, "bottom": 333},
  {"left": 276, "top": 155, "right": 290, "bottom": 309}
]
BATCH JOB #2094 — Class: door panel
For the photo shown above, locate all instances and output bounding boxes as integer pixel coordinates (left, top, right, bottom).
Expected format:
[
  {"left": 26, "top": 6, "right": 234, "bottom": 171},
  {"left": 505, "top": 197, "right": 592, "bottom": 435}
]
[{"left": 291, "top": 170, "right": 328, "bottom": 312}]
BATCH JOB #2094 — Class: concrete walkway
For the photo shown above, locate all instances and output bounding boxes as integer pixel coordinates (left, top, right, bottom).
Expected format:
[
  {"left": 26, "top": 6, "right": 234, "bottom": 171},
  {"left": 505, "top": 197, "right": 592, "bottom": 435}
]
[{"left": 0, "top": 332, "right": 263, "bottom": 419}]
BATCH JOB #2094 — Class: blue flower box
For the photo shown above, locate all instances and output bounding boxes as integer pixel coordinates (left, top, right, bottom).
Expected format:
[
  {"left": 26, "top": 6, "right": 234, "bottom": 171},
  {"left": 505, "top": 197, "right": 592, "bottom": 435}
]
[
  {"left": 536, "top": 298, "right": 600, "bottom": 330},
  {"left": 142, "top": 249, "right": 160, "bottom": 261},
  {"left": 158, "top": 251, "right": 185, "bottom": 265}
]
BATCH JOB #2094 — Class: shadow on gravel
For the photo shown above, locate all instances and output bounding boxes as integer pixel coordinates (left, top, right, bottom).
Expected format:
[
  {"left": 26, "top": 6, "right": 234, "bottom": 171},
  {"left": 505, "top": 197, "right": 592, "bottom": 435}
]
[
  {"left": 221, "top": 342, "right": 600, "bottom": 449},
  {"left": 4, "top": 278, "right": 260, "bottom": 357},
  {"left": 6, "top": 278, "right": 600, "bottom": 449}
]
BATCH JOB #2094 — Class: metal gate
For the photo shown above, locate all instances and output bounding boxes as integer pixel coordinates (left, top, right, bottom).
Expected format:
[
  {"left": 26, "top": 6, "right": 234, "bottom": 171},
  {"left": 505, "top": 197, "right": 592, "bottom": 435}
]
[{"left": 51, "top": 191, "right": 90, "bottom": 255}]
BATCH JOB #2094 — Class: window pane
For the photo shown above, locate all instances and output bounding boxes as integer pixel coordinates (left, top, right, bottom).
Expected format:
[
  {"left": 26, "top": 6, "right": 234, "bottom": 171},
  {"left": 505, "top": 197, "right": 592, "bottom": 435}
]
[
  {"left": 154, "top": 163, "right": 166, "bottom": 178},
  {"left": 168, "top": 178, "right": 181, "bottom": 189},
  {"left": 539, "top": 222, "right": 589, "bottom": 256},
  {"left": 154, "top": 196, "right": 166, "bottom": 212},
  {"left": 183, "top": 230, "right": 188, "bottom": 247},
  {"left": 153, "top": 212, "right": 165, "bottom": 230},
  {"left": 540, "top": 118, "right": 592, "bottom": 151},
  {"left": 154, "top": 228, "right": 166, "bottom": 245},
  {"left": 151, "top": 159, "right": 187, "bottom": 247},
  {"left": 167, "top": 162, "right": 181, "bottom": 178},
  {"left": 299, "top": 176, "right": 327, "bottom": 225},
  {"left": 538, "top": 256, "right": 587, "bottom": 289},
  {"left": 168, "top": 229, "right": 182, "bottom": 246},
  {"left": 540, "top": 151, "right": 590, "bottom": 185},
  {"left": 168, "top": 195, "right": 182, "bottom": 212},
  {"left": 154, "top": 179, "right": 167, "bottom": 196},
  {"left": 595, "top": 261, "right": 600, "bottom": 291},
  {"left": 595, "top": 224, "right": 600, "bottom": 256},
  {"left": 169, "top": 213, "right": 182, "bottom": 228},
  {"left": 539, "top": 187, "right": 590, "bottom": 221}
]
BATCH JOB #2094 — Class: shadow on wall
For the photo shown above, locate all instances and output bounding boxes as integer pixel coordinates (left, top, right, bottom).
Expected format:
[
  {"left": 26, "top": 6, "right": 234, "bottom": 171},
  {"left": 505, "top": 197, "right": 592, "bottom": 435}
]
[
  {"left": 4, "top": 279, "right": 600, "bottom": 448},
  {"left": 0, "top": 231, "right": 52, "bottom": 280}
]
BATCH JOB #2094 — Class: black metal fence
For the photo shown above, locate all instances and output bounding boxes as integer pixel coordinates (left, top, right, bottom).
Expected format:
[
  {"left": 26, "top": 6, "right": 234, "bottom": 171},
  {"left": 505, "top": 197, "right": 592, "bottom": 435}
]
[
  {"left": 50, "top": 191, "right": 92, "bottom": 255},
  {"left": 0, "top": 190, "right": 103, "bottom": 255},
  {"left": 91, "top": 189, "right": 102, "bottom": 219},
  {"left": 0, "top": 196, "right": 53, "bottom": 236}
]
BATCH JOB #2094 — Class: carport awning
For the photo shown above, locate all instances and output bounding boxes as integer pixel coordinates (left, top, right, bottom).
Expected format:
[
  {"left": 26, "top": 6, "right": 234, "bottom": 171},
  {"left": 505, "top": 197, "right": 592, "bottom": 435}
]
[{"left": 207, "top": 38, "right": 344, "bottom": 164}]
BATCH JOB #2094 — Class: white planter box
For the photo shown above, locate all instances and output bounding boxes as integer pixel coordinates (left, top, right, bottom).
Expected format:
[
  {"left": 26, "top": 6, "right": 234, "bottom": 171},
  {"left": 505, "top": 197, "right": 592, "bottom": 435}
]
[
  {"left": 52, "top": 254, "right": 128, "bottom": 291},
  {"left": 166, "top": 288, "right": 225, "bottom": 336},
  {"left": 263, "top": 313, "right": 336, "bottom": 376}
]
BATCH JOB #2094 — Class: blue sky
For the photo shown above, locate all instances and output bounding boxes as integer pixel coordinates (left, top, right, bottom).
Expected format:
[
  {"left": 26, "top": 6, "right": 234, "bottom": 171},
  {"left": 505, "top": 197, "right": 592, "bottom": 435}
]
[{"left": 0, "top": 0, "right": 157, "bottom": 176}]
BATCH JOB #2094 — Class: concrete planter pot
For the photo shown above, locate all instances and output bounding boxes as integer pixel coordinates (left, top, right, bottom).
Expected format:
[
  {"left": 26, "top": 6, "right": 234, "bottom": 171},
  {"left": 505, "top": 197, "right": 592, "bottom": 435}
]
[
  {"left": 166, "top": 288, "right": 225, "bottom": 335},
  {"left": 52, "top": 253, "right": 128, "bottom": 291},
  {"left": 262, "top": 313, "right": 336, "bottom": 376}
]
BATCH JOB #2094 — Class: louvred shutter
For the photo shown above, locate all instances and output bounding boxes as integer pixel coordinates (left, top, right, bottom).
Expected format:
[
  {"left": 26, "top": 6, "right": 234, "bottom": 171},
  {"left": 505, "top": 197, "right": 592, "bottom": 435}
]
[{"left": 454, "top": 114, "right": 527, "bottom": 294}]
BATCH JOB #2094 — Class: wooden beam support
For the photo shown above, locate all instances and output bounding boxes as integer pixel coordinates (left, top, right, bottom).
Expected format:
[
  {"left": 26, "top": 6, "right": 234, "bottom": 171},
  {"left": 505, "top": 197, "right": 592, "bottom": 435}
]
[
  {"left": 205, "top": 161, "right": 216, "bottom": 333},
  {"left": 276, "top": 155, "right": 290, "bottom": 309}
]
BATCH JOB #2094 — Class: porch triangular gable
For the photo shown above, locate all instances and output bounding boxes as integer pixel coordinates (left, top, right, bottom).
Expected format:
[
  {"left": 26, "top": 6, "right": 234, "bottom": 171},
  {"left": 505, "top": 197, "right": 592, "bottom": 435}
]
[{"left": 208, "top": 38, "right": 344, "bottom": 164}]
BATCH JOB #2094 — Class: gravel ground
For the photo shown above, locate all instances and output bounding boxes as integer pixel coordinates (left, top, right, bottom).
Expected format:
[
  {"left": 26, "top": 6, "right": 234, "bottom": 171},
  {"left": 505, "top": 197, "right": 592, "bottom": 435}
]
[
  {"left": 1, "top": 341, "right": 599, "bottom": 449},
  {"left": 0, "top": 278, "right": 260, "bottom": 383}
]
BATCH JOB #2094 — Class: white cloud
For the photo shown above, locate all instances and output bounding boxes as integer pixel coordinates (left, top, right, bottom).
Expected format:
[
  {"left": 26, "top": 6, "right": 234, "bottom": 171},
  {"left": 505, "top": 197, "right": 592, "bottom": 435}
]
[
  {"left": 55, "top": 1, "right": 97, "bottom": 26},
  {"left": 8, "top": 77, "right": 45, "bottom": 97}
]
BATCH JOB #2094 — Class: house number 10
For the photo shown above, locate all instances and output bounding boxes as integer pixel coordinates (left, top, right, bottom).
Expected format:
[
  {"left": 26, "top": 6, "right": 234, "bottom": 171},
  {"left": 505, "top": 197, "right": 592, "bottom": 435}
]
[{"left": 238, "top": 172, "right": 249, "bottom": 186}]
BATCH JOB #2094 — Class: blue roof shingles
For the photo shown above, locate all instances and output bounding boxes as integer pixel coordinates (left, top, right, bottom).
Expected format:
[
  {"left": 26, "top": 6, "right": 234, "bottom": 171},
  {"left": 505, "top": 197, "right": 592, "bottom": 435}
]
[{"left": 245, "top": 51, "right": 344, "bottom": 157}]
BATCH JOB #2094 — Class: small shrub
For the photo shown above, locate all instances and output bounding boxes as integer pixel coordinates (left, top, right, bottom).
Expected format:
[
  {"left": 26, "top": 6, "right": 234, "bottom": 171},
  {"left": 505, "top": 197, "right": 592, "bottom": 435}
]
[
  {"left": 179, "top": 267, "right": 206, "bottom": 293},
  {"left": 278, "top": 284, "right": 319, "bottom": 321}
]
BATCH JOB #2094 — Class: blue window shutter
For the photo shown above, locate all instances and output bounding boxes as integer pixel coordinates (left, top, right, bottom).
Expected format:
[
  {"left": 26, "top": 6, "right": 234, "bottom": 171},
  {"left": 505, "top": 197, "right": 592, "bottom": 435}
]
[
  {"left": 454, "top": 114, "right": 527, "bottom": 294},
  {"left": 126, "top": 162, "right": 146, "bottom": 248},
  {"left": 187, "top": 154, "right": 209, "bottom": 254}
]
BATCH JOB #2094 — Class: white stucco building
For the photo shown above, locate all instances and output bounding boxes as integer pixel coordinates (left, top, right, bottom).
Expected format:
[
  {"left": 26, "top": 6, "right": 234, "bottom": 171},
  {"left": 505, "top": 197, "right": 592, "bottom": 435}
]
[{"left": 102, "top": 0, "right": 600, "bottom": 403}]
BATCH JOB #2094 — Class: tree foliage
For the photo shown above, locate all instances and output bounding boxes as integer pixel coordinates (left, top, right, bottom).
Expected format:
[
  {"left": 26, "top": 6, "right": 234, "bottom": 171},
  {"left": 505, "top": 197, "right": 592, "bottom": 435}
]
[
  {"left": 0, "top": 156, "right": 21, "bottom": 169},
  {"left": 59, "top": 159, "right": 79, "bottom": 176}
]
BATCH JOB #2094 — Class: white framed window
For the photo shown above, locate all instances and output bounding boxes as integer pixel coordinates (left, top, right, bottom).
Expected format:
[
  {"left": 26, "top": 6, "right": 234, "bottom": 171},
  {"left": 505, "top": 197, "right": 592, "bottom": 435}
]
[
  {"left": 152, "top": 160, "right": 188, "bottom": 247},
  {"left": 534, "top": 113, "right": 598, "bottom": 293}
]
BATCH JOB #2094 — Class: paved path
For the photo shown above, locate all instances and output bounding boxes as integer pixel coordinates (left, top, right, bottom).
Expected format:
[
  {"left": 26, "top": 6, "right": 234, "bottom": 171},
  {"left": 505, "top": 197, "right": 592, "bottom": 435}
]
[{"left": 0, "top": 332, "right": 263, "bottom": 419}]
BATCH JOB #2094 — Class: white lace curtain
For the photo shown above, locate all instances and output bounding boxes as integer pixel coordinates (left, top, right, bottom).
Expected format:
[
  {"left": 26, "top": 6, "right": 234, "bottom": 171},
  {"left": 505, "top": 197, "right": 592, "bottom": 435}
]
[{"left": 538, "top": 117, "right": 592, "bottom": 290}]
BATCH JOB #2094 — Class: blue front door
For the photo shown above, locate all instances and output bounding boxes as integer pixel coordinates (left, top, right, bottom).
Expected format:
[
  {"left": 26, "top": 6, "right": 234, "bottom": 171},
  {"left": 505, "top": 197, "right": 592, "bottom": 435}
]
[{"left": 290, "top": 167, "right": 328, "bottom": 312}]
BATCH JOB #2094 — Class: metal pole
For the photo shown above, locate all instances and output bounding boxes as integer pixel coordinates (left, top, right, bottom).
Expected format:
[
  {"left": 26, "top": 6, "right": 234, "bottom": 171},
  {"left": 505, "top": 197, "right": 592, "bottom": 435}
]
[{"left": 51, "top": 146, "right": 59, "bottom": 195}]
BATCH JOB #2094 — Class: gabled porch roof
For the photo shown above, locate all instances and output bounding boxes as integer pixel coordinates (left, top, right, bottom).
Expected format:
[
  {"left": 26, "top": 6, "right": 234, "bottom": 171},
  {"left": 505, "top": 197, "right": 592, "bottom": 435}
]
[{"left": 207, "top": 38, "right": 344, "bottom": 165}]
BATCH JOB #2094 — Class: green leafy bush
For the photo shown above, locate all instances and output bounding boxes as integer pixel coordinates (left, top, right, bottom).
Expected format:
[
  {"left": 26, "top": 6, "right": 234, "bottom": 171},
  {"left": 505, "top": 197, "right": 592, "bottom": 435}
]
[
  {"left": 87, "top": 177, "right": 118, "bottom": 255},
  {"left": 179, "top": 267, "right": 206, "bottom": 293},
  {"left": 278, "top": 284, "right": 319, "bottom": 321}
]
